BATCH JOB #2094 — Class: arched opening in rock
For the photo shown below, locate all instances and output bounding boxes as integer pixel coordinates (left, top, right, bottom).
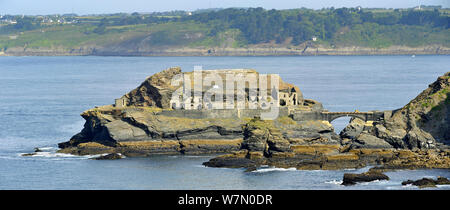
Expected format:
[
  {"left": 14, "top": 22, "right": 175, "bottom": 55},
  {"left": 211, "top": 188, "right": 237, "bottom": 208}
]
[{"left": 330, "top": 116, "right": 353, "bottom": 135}]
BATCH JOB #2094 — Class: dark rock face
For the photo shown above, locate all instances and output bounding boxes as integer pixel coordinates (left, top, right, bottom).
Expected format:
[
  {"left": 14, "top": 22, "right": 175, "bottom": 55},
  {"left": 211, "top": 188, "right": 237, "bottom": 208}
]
[
  {"left": 340, "top": 118, "right": 394, "bottom": 149},
  {"left": 402, "top": 177, "right": 450, "bottom": 188},
  {"left": 58, "top": 111, "right": 245, "bottom": 156},
  {"left": 241, "top": 118, "right": 291, "bottom": 155},
  {"left": 342, "top": 170, "right": 390, "bottom": 186}
]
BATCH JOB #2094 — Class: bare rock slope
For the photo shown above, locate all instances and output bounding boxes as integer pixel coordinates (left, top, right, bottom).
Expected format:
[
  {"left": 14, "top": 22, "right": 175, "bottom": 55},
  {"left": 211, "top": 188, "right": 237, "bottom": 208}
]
[{"left": 341, "top": 72, "right": 450, "bottom": 149}]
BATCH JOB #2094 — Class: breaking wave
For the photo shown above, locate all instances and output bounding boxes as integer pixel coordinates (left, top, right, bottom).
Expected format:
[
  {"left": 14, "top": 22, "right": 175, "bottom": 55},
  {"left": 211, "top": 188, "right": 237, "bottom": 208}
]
[
  {"left": 252, "top": 167, "right": 297, "bottom": 173},
  {"left": 325, "top": 180, "right": 343, "bottom": 185},
  {"left": 18, "top": 147, "right": 107, "bottom": 159}
]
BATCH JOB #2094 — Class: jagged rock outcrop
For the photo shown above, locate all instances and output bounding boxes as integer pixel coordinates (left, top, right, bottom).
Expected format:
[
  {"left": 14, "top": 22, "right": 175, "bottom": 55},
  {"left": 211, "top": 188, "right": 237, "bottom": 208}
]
[
  {"left": 340, "top": 72, "right": 450, "bottom": 150},
  {"left": 340, "top": 118, "right": 394, "bottom": 149},
  {"left": 241, "top": 118, "right": 291, "bottom": 154},
  {"left": 123, "top": 67, "right": 182, "bottom": 108}
]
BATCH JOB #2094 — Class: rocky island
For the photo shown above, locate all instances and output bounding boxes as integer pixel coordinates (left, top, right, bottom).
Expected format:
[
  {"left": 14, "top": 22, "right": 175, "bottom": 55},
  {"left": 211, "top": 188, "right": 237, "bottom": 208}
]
[{"left": 57, "top": 68, "right": 450, "bottom": 172}]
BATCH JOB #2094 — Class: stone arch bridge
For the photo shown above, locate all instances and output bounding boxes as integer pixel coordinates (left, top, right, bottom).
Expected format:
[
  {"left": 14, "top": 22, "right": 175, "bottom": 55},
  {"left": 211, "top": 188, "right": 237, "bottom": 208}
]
[{"left": 291, "top": 111, "right": 385, "bottom": 122}]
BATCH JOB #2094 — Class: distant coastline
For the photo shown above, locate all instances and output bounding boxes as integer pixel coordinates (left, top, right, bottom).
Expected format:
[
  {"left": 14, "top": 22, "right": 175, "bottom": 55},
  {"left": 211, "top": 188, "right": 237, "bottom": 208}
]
[
  {"left": 1, "top": 7, "right": 449, "bottom": 57},
  {"left": 1, "top": 45, "right": 449, "bottom": 56}
]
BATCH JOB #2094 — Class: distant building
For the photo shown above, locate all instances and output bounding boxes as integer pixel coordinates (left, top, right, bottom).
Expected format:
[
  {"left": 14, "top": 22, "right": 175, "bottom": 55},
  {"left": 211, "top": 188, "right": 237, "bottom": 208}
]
[
  {"left": 115, "top": 96, "right": 127, "bottom": 108},
  {"left": 169, "top": 70, "right": 303, "bottom": 110}
]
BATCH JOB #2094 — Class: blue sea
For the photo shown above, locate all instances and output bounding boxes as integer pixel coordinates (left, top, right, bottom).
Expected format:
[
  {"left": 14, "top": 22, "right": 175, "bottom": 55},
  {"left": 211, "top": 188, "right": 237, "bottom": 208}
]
[{"left": 0, "top": 55, "right": 449, "bottom": 190}]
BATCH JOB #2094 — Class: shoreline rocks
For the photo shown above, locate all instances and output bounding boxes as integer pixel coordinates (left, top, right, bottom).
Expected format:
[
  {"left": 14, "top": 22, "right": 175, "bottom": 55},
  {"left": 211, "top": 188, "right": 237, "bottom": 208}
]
[
  {"left": 21, "top": 147, "right": 44, "bottom": 156},
  {"left": 402, "top": 177, "right": 450, "bottom": 188},
  {"left": 202, "top": 145, "right": 450, "bottom": 171},
  {"left": 55, "top": 69, "right": 450, "bottom": 172},
  {"left": 3, "top": 44, "right": 449, "bottom": 56}
]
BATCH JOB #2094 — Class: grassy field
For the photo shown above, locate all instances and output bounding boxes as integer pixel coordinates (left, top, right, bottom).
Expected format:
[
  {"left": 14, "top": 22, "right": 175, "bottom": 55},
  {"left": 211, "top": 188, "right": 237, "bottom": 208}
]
[{"left": 0, "top": 21, "right": 217, "bottom": 50}]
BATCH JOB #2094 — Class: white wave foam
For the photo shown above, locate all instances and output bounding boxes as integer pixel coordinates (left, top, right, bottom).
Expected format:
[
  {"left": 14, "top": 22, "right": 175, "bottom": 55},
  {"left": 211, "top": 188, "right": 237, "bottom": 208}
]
[
  {"left": 185, "top": 155, "right": 212, "bottom": 158},
  {"left": 325, "top": 180, "right": 343, "bottom": 185},
  {"left": 24, "top": 152, "right": 77, "bottom": 158},
  {"left": 37, "top": 147, "right": 54, "bottom": 151},
  {"left": 436, "top": 185, "right": 450, "bottom": 188},
  {"left": 401, "top": 184, "right": 416, "bottom": 188},
  {"left": 252, "top": 167, "right": 297, "bottom": 173},
  {"left": 19, "top": 151, "right": 108, "bottom": 159},
  {"left": 357, "top": 179, "right": 390, "bottom": 186},
  {"left": 371, "top": 180, "right": 390, "bottom": 185}
]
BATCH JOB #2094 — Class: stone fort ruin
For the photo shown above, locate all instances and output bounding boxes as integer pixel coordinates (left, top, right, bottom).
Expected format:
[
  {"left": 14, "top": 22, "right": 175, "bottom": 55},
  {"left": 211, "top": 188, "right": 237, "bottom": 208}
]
[{"left": 113, "top": 67, "right": 384, "bottom": 122}]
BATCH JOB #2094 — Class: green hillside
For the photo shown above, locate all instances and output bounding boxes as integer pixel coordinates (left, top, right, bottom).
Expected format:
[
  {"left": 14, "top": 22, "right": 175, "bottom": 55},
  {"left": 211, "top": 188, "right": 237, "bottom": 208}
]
[{"left": 0, "top": 7, "right": 449, "bottom": 54}]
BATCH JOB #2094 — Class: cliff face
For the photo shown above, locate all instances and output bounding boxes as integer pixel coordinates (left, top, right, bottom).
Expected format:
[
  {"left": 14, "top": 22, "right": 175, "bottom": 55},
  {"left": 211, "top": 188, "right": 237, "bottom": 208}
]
[
  {"left": 58, "top": 106, "right": 337, "bottom": 156},
  {"left": 341, "top": 72, "right": 450, "bottom": 149}
]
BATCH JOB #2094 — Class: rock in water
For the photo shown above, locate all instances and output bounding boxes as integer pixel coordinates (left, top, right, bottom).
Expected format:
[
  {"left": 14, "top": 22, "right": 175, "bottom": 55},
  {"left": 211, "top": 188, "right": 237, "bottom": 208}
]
[
  {"left": 92, "top": 153, "right": 123, "bottom": 160},
  {"left": 436, "top": 176, "right": 450, "bottom": 185},
  {"left": 402, "top": 176, "right": 450, "bottom": 188},
  {"left": 342, "top": 170, "right": 390, "bottom": 186}
]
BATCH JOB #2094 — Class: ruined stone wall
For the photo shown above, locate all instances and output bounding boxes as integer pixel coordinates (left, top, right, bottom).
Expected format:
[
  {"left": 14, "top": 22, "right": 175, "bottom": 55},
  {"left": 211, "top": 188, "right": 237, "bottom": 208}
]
[
  {"left": 291, "top": 111, "right": 325, "bottom": 121},
  {"left": 158, "top": 107, "right": 291, "bottom": 119}
]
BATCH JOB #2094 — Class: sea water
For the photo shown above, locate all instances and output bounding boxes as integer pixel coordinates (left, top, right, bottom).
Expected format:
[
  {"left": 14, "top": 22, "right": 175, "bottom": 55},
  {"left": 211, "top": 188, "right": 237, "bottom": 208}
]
[{"left": 0, "top": 55, "right": 449, "bottom": 189}]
